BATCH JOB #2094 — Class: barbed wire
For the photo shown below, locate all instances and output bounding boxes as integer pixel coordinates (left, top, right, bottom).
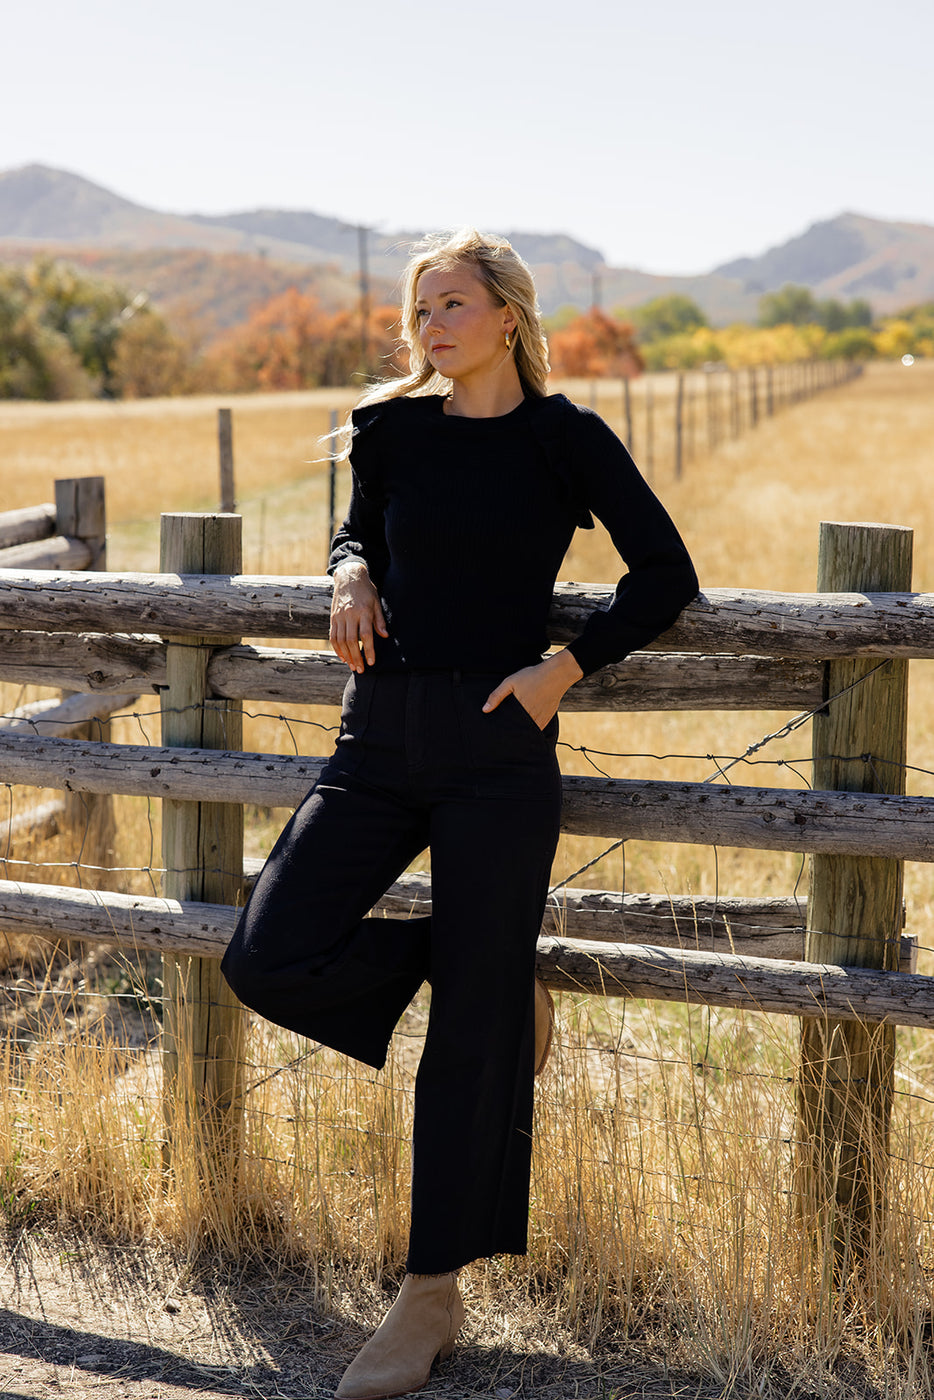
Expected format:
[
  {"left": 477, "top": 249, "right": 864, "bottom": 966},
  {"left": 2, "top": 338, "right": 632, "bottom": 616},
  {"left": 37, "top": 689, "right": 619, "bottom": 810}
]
[{"left": 1, "top": 667, "right": 933, "bottom": 1209}]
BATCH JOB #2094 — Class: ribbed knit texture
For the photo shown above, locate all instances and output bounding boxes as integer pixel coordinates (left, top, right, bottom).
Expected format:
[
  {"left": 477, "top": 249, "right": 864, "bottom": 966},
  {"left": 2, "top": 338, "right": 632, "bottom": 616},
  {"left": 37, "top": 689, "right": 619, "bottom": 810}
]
[{"left": 328, "top": 393, "right": 697, "bottom": 677}]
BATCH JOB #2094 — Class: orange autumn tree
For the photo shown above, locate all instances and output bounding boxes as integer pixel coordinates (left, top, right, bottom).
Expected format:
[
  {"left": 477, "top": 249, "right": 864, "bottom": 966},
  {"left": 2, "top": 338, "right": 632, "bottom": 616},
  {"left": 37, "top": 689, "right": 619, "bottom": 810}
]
[
  {"left": 548, "top": 308, "right": 643, "bottom": 379},
  {"left": 204, "top": 290, "right": 405, "bottom": 390}
]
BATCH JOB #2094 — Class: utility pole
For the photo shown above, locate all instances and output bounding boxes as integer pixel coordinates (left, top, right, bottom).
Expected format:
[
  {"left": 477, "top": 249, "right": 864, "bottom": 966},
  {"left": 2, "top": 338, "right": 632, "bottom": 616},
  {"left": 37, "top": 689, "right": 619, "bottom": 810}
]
[
  {"left": 357, "top": 224, "right": 371, "bottom": 365},
  {"left": 340, "top": 222, "right": 376, "bottom": 374}
]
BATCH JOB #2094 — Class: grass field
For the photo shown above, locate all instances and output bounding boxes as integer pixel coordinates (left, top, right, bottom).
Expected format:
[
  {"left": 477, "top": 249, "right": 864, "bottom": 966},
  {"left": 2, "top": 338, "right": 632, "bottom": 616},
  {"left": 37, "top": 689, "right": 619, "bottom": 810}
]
[{"left": 2, "top": 360, "right": 934, "bottom": 1397}]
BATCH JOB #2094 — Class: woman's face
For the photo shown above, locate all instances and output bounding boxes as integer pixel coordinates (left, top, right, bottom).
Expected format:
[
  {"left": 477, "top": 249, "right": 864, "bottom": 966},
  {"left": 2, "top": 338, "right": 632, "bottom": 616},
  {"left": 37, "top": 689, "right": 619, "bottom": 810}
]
[{"left": 414, "top": 262, "right": 515, "bottom": 384}]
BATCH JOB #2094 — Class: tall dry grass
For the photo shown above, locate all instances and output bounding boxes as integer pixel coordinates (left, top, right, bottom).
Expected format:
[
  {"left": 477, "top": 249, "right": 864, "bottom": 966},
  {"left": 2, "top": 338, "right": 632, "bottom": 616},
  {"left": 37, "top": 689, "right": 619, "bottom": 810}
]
[{"left": 2, "top": 361, "right": 934, "bottom": 1392}]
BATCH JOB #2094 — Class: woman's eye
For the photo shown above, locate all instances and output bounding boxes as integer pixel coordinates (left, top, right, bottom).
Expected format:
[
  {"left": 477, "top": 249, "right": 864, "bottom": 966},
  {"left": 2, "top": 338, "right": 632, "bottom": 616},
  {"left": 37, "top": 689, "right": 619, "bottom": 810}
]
[
  {"left": 415, "top": 308, "right": 428, "bottom": 319},
  {"left": 445, "top": 300, "right": 460, "bottom": 310}
]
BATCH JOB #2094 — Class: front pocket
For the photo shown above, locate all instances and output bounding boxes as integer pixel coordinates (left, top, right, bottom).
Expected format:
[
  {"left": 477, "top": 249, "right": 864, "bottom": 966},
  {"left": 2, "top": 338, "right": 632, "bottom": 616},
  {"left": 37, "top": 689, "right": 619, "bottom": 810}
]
[{"left": 503, "top": 692, "right": 547, "bottom": 736}]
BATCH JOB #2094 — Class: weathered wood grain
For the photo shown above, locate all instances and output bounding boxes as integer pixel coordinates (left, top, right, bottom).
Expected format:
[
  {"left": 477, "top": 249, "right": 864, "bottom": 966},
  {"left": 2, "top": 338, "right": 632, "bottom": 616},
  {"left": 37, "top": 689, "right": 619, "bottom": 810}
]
[
  {"left": 0, "top": 730, "right": 931, "bottom": 859},
  {"left": 0, "top": 570, "right": 334, "bottom": 637},
  {"left": 0, "top": 630, "right": 166, "bottom": 693},
  {"left": 0, "top": 538, "right": 92, "bottom": 570},
  {"left": 0, "top": 878, "right": 929, "bottom": 1027},
  {"left": 158, "top": 512, "right": 245, "bottom": 1169},
  {"left": 1, "top": 572, "right": 933, "bottom": 657},
  {"left": 322, "top": 870, "right": 915, "bottom": 970},
  {"left": 534, "top": 937, "right": 934, "bottom": 1028},
  {"left": 0, "top": 632, "right": 826, "bottom": 711},
  {"left": 798, "top": 521, "right": 911, "bottom": 1255},
  {"left": 55, "top": 478, "right": 106, "bottom": 571},
  {"left": 554, "top": 584, "right": 934, "bottom": 657},
  {"left": 0, "top": 503, "right": 55, "bottom": 550}
]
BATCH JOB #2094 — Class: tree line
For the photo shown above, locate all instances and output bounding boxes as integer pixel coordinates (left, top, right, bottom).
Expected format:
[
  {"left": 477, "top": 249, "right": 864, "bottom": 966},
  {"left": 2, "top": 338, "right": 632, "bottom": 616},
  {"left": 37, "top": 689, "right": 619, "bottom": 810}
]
[{"left": 0, "top": 259, "right": 930, "bottom": 401}]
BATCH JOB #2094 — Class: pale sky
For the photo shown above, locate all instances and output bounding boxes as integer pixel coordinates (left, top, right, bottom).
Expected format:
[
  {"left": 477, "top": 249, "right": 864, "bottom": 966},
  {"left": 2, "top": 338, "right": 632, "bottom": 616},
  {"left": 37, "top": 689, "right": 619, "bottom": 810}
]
[{"left": 3, "top": 0, "right": 932, "bottom": 274}]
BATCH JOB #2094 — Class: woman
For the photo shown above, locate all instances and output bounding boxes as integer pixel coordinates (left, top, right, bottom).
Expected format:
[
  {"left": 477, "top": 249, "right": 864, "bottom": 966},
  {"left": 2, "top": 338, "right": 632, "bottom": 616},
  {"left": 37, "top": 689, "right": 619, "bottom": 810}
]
[{"left": 221, "top": 229, "right": 697, "bottom": 1400}]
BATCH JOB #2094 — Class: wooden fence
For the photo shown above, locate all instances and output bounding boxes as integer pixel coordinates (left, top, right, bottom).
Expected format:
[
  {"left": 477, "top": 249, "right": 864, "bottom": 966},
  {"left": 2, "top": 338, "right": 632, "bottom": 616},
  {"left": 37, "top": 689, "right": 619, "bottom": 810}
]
[
  {"left": 0, "top": 478, "right": 129, "bottom": 861},
  {"left": 0, "top": 510, "right": 930, "bottom": 1259},
  {"left": 610, "top": 357, "right": 861, "bottom": 481}
]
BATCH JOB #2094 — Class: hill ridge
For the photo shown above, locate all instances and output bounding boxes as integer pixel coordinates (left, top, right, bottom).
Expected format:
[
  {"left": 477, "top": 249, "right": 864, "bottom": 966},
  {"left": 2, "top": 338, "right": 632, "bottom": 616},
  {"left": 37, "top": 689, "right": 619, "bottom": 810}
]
[{"left": 3, "top": 164, "right": 934, "bottom": 321}]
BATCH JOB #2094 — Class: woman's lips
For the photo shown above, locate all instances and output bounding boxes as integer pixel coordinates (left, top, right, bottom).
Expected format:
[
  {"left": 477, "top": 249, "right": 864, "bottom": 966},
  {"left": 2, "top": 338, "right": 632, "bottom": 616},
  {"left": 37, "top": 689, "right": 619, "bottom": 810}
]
[{"left": 431, "top": 344, "right": 454, "bottom": 352}]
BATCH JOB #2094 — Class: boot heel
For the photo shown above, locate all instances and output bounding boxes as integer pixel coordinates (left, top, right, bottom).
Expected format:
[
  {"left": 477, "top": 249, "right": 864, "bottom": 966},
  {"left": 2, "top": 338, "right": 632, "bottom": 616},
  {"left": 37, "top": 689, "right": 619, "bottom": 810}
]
[{"left": 437, "top": 1338, "right": 456, "bottom": 1363}]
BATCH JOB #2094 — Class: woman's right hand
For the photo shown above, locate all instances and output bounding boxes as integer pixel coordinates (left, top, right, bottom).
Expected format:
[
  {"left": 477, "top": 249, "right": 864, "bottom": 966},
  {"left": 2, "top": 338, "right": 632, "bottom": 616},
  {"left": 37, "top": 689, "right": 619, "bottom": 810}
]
[{"left": 329, "top": 561, "right": 389, "bottom": 672}]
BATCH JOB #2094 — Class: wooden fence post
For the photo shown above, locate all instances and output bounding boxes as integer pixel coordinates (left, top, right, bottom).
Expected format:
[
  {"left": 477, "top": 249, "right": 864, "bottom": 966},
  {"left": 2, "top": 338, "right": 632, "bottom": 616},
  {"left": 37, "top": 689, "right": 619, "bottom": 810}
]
[
  {"left": 644, "top": 378, "right": 654, "bottom": 484},
  {"left": 674, "top": 373, "right": 684, "bottom": 479},
  {"left": 55, "top": 476, "right": 106, "bottom": 570},
  {"left": 55, "top": 477, "right": 114, "bottom": 873},
  {"left": 327, "top": 408, "right": 338, "bottom": 569},
  {"left": 622, "top": 377, "right": 633, "bottom": 453},
  {"left": 218, "top": 409, "right": 235, "bottom": 514},
  {"left": 796, "top": 521, "right": 912, "bottom": 1273},
  {"left": 160, "top": 513, "right": 246, "bottom": 1177},
  {"left": 685, "top": 375, "right": 696, "bottom": 464},
  {"left": 729, "top": 371, "right": 740, "bottom": 438},
  {"left": 705, "top": 371, "right": 716, "bottom": 451}
]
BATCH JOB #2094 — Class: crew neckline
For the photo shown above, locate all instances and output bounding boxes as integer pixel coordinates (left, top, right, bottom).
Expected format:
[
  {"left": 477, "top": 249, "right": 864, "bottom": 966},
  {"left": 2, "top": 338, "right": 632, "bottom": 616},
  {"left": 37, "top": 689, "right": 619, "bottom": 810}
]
[{"left": 430, "top": 394, "right": 530, "bottom": 425}]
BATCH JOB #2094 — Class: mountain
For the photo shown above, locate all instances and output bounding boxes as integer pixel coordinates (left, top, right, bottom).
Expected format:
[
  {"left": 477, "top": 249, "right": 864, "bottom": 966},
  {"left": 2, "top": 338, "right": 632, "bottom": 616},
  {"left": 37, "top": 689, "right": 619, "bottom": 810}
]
[
  {"left": 714, "top": 212, "right": 934, "bottom": 309},
  {"left": 0, "top": 164, "right": 342, "bottom": 264},
  {"left": 185, "top": 212, "right": 609, "bottom": 301},
  {"left": 0, "top": 165, "right": 610, "bottom": 317},
  {"left": 2, "top": 165, "right": 932, "bottom": 327}
]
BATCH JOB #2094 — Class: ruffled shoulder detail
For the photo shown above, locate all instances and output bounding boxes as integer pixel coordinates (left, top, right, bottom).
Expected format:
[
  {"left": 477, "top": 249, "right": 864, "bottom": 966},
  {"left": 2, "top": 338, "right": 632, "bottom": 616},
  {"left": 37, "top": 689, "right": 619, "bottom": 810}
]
[
  {"left": 350, "top": 399, "right": 390, "bottom": 441},
  {"left": 349, "top": 400, "right": 397, "bottom": 498},
  {"left": 527, "top": 394, "right": 595, "bottom": 530}
]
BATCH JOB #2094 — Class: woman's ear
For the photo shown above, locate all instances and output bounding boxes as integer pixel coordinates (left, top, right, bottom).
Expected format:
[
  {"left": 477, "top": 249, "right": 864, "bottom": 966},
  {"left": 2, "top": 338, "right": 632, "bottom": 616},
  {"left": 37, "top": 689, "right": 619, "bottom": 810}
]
[{"left": 502, "top": 305, "right": 517, "bottom": 337}]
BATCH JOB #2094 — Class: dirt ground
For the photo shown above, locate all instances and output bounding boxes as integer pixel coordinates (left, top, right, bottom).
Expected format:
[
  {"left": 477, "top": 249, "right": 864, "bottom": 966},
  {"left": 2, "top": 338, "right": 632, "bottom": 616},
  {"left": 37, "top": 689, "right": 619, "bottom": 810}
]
[
  {"left": 0, "top": 1227, "right": 784, "bottom": 1400},
  {"left": 0, "top": 1228, "right": 903, "bottom": 1400}
]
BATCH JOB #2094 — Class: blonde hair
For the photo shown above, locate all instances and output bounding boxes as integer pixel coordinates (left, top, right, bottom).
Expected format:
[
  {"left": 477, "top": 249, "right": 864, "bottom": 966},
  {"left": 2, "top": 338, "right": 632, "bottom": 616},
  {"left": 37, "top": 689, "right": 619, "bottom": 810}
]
[{"left": 335, "top": 228, "right": 550, "bottom": 454}]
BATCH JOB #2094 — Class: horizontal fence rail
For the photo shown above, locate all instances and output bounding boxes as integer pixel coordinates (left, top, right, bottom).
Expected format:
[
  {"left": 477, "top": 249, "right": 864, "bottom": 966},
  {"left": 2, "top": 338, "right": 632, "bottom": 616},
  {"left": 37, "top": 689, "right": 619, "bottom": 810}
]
[
  {"left": 0, "top": 631, "right": 826, "bottom": 711},
  {"left": 1, "top": 570, "right": 934, "bottom": 657},
  {"left": 535, "top": 937, "right": 934, "bottom": 1027},
  {"left": 1, "top": 730, "right": 932, "bottom": 860},
  {"left": 0, "top": 878, "right": 926, "bottom": 1028},
  {"left": 0, "top": 536, "right": 93, "bottom": 570},
  {"left": 0, "top": 502, "right": 57, "bottom": 550}
]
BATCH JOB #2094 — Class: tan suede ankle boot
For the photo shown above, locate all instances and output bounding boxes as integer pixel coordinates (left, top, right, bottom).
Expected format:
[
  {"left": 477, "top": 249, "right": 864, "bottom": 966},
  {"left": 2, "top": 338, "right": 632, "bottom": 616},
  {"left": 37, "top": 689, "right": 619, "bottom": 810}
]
[
  {"left": 534, "top": 978, "right": 555, "bottom": 1076},
  {"left": 335, "top": 1271, "right": 465, "bottom": 1400}
]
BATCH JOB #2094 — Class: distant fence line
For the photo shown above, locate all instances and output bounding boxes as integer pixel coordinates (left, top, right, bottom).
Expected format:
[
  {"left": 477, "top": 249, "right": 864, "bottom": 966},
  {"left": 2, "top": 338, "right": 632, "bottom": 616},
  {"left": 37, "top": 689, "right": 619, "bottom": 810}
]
[
  {"left": 203, "top": 357, "right": 864, "bottom": 564},
  {"left": 616, "top": 356, "right": 861, "bottom": 482}
]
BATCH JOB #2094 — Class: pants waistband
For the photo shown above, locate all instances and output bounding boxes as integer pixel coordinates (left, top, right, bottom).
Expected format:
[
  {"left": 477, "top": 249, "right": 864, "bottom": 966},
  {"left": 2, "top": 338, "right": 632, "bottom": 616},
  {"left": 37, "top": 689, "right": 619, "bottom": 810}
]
[{"left": 373, "top": 668, "right": 507, "bottom": 684}]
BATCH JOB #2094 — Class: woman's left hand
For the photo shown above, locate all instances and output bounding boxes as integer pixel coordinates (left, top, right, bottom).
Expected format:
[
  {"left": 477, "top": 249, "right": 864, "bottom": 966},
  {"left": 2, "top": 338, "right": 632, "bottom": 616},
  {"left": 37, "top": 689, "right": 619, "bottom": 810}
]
[{"left": 483, "top": 650, "right": 584, "bottom": 730}]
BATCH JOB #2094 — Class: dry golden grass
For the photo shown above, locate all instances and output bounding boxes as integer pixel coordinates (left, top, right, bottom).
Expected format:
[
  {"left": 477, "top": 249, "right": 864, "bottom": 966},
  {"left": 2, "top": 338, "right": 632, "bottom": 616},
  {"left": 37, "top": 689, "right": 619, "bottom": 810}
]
[{"left": 2, "top": 360, "right": 934, "bottom": 1394}]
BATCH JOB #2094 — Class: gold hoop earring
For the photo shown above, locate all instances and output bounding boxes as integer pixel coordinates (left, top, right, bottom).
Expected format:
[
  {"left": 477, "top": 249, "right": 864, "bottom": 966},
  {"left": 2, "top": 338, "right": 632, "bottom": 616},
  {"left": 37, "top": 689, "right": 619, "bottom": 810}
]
[{"left": 505, "top": 331, "right": 512, "bottom": 350}]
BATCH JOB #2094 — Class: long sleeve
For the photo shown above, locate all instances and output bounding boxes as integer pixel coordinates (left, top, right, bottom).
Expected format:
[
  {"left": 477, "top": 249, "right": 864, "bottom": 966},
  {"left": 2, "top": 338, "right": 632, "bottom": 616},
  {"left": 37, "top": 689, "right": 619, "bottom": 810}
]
[
  {"left": 326, "top": 405, "right": 391, "bottom": 582},
  {"left": 562, "top": 406, "right": 698, "bottom": 676}
]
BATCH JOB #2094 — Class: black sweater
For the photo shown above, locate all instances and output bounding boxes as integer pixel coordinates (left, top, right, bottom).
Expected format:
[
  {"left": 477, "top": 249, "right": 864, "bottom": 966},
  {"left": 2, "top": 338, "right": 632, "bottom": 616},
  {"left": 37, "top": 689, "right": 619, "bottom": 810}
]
[{"left": 327, "top": 392, "right": 698, "bottom": 677}]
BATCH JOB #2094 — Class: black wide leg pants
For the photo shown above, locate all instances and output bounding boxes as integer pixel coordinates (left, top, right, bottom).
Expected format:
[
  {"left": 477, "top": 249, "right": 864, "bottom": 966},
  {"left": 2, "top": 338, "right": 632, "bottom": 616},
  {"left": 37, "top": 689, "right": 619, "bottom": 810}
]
[{"left": 221, "top": 668, "right": 563, "bottom": 1273}]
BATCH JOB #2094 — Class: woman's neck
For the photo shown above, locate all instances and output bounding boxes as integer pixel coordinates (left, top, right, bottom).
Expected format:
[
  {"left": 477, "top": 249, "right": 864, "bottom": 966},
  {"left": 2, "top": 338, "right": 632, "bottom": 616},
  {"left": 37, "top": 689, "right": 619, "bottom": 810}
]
[{"left": 444, "top": 369, "right": 525, "bottom": 419}]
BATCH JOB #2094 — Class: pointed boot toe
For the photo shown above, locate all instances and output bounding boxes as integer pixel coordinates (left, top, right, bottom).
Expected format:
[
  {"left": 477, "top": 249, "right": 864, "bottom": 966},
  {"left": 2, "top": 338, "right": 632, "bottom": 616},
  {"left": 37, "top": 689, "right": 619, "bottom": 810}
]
[{"left": 335, "top": 1271, "right": 464, "bottom": 1400}]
